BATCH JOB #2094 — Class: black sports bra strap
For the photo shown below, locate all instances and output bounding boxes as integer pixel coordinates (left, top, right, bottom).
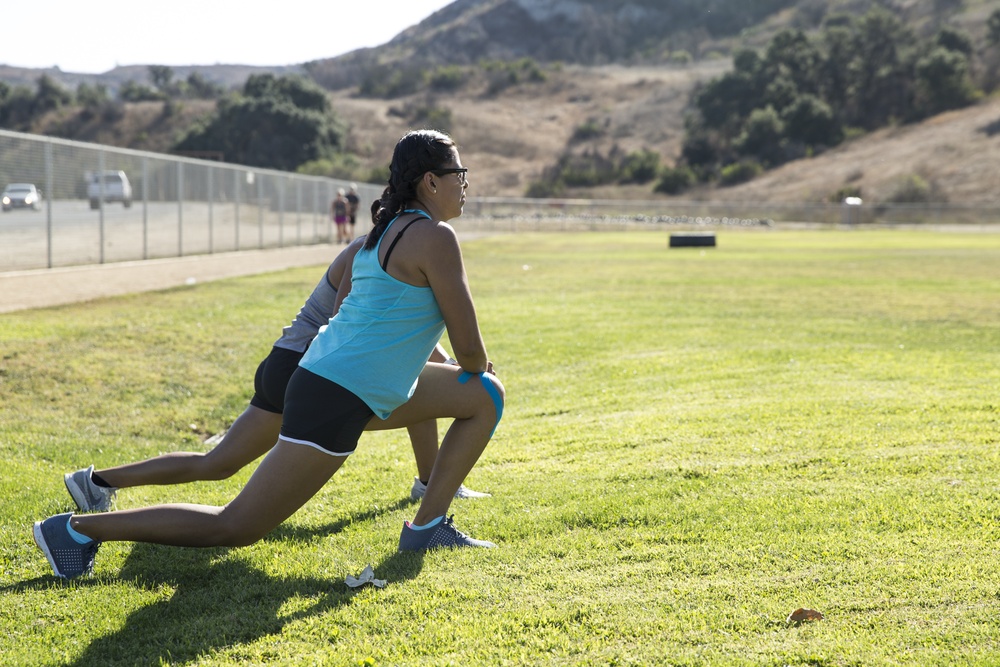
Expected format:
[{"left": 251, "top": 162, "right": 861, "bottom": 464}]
[{"left": 381, "top": 210, "right": 431, "bottom": 271}]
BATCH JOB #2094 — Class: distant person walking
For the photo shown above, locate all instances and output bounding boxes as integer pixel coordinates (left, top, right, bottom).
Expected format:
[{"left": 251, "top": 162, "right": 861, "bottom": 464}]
[
  {"left": 332, "top": 189, "right": 349, "bottom": 243},
  {"left": 346, "top": 183, "right": 361, "bottom": 238}
]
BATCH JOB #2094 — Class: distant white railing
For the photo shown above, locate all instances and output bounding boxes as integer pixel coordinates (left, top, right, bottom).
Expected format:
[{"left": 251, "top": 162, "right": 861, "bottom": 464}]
[{"left": 457, "top": 197, "right": 1000, "bottom": 231}]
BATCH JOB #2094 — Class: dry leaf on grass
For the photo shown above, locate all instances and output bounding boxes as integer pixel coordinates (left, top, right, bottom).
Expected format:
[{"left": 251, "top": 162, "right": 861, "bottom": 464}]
[{"left": 786, "top": 608, "right": 824, "bottom": 625}]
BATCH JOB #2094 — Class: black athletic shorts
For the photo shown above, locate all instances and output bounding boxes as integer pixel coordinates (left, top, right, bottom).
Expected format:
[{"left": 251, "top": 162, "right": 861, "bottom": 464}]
[
  {"left": 279, "top": 367, "right": 375, "bottom": 456},
  {"left": 249, "top": 346, "right": 305, "bottom": 414}
]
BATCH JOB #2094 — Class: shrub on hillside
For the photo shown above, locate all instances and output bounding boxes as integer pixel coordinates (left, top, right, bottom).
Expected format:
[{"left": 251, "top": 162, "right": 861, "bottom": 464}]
[
  {"left": 885, "top": 174, "right": 946, "bottom": 203},
  {"left": 481, "top": 58, "right": 547, "bottom": 96},
  {"left": 428, "top": 66, "right": 468, "bottom": 92},
  {"left": 618, "top": 149, "right": 661, "bottom": 184},
  {"left": 719, "top": 160, "right": 763, "bottom": 186},
  {"left": 525, "top": 179, "right": 566, "bottom": 198},
  {"left": 655, "top": 166, "right": 696, "bottom": 195}
]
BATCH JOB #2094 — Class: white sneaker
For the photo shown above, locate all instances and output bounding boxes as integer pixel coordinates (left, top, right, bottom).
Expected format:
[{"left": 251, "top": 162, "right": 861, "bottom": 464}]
[
  {"left": 64, "top": 465, "right": 117, "bottom": 512},
  {"left": 410, "top": 477, "right": 492, "bottom": 501}
]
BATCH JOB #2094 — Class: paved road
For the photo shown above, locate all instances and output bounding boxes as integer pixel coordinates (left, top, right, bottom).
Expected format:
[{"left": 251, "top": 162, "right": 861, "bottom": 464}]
[
  {"left": 0, "top": 243, "right": 345, "bottom": 314},
  {"left": 0, "top": 199, "right": 331, "bottom": 271}
]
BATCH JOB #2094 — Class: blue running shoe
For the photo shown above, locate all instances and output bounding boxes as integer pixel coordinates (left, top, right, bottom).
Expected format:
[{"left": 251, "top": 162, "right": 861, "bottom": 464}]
[
  {"left": 64, "top": 465, "right": 116, "bottom": 512},
  {"left": 398, "top": 515, "right": 496, "bottom": 551},
  {"left": 33, "top": 512, "right": 100, "bottom": 579}
]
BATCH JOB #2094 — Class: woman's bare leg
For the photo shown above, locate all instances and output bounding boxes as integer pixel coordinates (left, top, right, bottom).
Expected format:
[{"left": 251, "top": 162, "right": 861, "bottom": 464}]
[
  {"left": 406, "top": 420, "right": 439, "bottom": 482},
  {"left": 71, "top": 440, "right": 347, "bottom": 547},
  {"left": 367, "top": 363, "right": 504, "bottom": 524},
  {"left": 95, "top": 406, "right": 282, "bottom": 488}
]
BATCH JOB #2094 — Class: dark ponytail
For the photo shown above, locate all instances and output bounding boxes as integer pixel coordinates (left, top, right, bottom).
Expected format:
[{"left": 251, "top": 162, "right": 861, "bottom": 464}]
[{"left": 365, "top": 129, "right": 457, "bottom": 251}]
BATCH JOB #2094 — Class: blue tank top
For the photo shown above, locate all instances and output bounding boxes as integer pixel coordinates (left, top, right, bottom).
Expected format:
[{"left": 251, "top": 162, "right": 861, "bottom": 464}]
[{"left": 299, "top": 211, "right": 445, "bottom": 418}]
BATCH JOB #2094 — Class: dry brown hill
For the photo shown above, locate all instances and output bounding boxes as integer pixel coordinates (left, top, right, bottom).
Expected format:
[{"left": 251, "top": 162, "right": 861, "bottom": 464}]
[
  {"left": 712, "top": 96, "right": 1000, "bottom": 206},
  {"left": 24, "top": 60, "right": 1000, "bottom": 205},
  {"left": 7, "top": 0, "right": 1000, "bottom": 204},
  {"left": 329, "top": 58, "right": 1000, "bottom": 205},
  {"left": 330, "top": 60, "right": 731, "bottom": 198}
]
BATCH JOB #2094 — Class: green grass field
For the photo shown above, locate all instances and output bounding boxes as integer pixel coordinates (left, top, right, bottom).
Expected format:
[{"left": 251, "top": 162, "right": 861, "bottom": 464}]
[{"left": 2, "top": 229, "right": 999, "bottom": 666}]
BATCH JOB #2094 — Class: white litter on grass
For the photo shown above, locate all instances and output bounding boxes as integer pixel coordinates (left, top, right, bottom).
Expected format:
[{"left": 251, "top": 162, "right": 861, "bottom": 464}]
[
  {"left": 185, "top": 277, "right": 197, "bottom": 285},
  {"left": 346, "top": 565, "right": 386, "bottom": 589}
]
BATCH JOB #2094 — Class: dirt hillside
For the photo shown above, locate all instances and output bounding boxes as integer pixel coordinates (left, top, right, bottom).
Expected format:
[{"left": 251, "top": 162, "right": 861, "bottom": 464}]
[
  {"left": 331, "top": 61, "right": 1000, "bottom": 204},
  {"left": 330, "top": 61, "right": 732, "bottom": 198},
  {"left": 715, "top": 96, "right": 1000, "bottom": 205}
]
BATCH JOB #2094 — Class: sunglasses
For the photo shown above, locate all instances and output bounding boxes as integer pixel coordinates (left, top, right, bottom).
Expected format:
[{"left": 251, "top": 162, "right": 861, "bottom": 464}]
[{"left": 431, "top": 168, "right": 468, "bottom": 184}]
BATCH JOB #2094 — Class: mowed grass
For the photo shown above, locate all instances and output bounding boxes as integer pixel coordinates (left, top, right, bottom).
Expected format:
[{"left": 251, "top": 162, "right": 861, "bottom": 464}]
[{"left": 1, "top": 229, "right": 999, "bottom": 666}]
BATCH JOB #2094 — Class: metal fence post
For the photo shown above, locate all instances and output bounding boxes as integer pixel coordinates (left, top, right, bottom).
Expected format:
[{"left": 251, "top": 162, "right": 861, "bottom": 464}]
[
  {"left": 234, "top": 169, "right": 241, "bottom": 250},
  {"left": 177, "top": 161, "right": 184, "bottom": 257},
  {"left": 208, "top": 166, "right": 214, "bottom": 254},
  {"left": 279, "top": 176, "right": 286, "bottom": 247},
  {"left": 257, "top": 175, "right": 263, "bottom": 250},
  {"left": 98, "top": 151, "right": 106, "bottom": 264},
  {"left": 142, "top": 156, "right": 149, "bottom": 260},
  {"left": 296, "top": 179, "right": 303, "bottom": 245},
  {"left": 44, "top": 140, "right": 53, "bottom": 269}
]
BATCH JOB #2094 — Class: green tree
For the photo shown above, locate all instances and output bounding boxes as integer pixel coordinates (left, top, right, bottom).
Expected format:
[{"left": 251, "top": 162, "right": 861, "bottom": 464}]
[
  {"left": 987, "top": 9, "right": 1000, "bottom": 46},
  {"left": 618, "top": 149, "right": 661, "bottom": 184},
  {"left": 934, "top": 26, "right": 973, "bottom": 56},
  {"left": 174, "top": 75, "right": 344, "bottom": 171},
  {"left": 781, "top": 94, "right": 841, "bottom": 147},
  {"left": 654, "top": 165, "right": 695, "bottom": 194},
  {"left": 76, "top": 83, "right": 109, "bottom": 109},
  {"left": 119, "top": 80, "right": 164, "bottom": 102},
  {"left": 694, "top": 67, "right": 761, "bottom": 131},
  {"left": 914, "top": 47, "right": 978, "bottom": 115},
  {"left": 244, "top": 74, "right": 330, "bottom": 113},
  {"left": 149, "top": 65, "right": 175, "bottom": 92},
  {"left": 846, "top": 8, "right": 917, "bottom": 128},
  {"left": 819, "top": 24, "right": 854, "bottom": 107},
  {"left": 762, "top": 29, "right": 822, "bottom": 96},
  {"left": 185, "top": 72, "right": 224, "bottom": 99},
  {"left": 34, "top": 74, "right": 72, "bottom": 113},
  {"left": 680, "top": 122, "right": 723, "bottom": 176},
  {"left": 734, "top": 106, "right": 785, "bottom": 166},
  {"left": 0, "top": 84, "right": 35, "bottom": 128}
]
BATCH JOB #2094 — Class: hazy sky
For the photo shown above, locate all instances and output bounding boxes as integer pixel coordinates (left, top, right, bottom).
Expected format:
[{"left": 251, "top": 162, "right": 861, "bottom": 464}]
[{"left": 1, "top": 0, "right": 456, "bottom": 73}]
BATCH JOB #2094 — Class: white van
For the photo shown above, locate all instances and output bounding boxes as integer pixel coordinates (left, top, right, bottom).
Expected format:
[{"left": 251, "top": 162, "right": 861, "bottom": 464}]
[{"left": 87, "top": 171, "right": 132, "bottom": 209}]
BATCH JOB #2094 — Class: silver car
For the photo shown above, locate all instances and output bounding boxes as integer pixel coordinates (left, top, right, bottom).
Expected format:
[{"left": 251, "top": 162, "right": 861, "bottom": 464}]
[{"left": 1, "top": 183, "right": 42, "bottom": 212}]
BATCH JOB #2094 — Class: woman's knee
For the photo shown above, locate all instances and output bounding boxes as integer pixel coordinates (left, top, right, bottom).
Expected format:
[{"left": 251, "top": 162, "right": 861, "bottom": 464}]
[
  {"left": 198, "top": 453, "right": 245, "bottom": 481},
  {"left": 485, "top": 373, "right": 505, "bottom": 404},
  {"left": 468, "top": 372, "right": 504, "bottom": 426},
  {"left": 215, "top": 506, "right": 271, "bottom": 547}
]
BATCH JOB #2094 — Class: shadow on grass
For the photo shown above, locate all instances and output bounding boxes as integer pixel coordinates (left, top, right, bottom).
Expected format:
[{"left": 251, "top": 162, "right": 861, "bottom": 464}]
[
  {"left": 64, "top": 546, "right": 422, "bottom": 666},
  {"left": 262, "top": 496, "right": 415, "bottom": 543},
  {"left": 6, "top": 546, "right": 425, "bottom": 666},
  {"left": 7, "top": 499, "right": 423, "bottom": 665}
]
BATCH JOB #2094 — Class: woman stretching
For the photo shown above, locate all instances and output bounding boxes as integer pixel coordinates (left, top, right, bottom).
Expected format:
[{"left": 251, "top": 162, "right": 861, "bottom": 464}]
[
  {"left": 33, "top": 129, "right": 504, "bottom": 578},
  {"left": 62, "top": 235, "right": 488, "bottom": 515}
]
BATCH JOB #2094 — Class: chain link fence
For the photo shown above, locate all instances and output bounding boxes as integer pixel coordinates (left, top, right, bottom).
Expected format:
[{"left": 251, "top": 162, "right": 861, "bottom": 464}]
[
  {"left": 4, "top": 129, "right": 999, "bottom": 271},
  {"left": 0, "top": 129, "right": 381, "bottom": 271}
]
